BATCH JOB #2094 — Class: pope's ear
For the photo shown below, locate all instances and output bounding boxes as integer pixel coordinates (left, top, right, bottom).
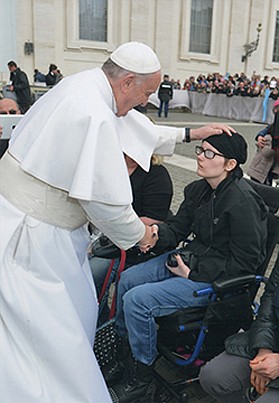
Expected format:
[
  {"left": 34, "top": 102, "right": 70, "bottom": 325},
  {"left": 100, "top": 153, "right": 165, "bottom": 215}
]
[{"left": 120, "top": 74, "right": 135, "bottom": 94}]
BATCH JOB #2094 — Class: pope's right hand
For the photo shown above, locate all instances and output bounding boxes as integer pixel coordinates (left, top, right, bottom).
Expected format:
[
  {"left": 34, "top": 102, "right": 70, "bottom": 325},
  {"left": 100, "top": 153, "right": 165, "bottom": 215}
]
[{"left": 138, "top": 224, "right": 158, "bottom": 253}]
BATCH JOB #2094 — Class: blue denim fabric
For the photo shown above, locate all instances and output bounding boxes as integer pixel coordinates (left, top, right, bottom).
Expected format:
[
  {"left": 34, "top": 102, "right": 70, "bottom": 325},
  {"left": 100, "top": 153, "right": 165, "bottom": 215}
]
[
  {"left": 89, "top": 256, "right": 111, "bottom": 296},
  {"left": 115, "top": 251, "right": 211, "bottom": 365},
  {"left": 158, "top": 100, "right": 169, "bottom": 117}
]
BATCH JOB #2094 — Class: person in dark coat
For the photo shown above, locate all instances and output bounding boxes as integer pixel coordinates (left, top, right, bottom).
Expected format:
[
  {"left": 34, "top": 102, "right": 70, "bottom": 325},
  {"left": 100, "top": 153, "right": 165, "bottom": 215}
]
[
  {"left": 45, "top": 63, "right": 62, "bottom": 86},
  {"left": 158, "top": 74, "right": 173, "bottom": 118},
  {"left": 108, "top": 132, "right": 268, "bottom": 403},
  {"left": 7, "top": 61, "right": 32, "bottom": 114},
  {"left": 200, "top": 251, "right": 279, "bottom": 402}
]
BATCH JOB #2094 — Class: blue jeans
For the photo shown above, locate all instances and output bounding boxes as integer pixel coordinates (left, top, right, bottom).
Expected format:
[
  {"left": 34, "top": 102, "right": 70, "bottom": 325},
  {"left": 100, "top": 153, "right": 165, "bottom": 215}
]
[
  {"left": 89, "top": 256, "right": 111, "bottom": 297},
  {"left": 115, "top": 251, "right": 211, "bottom": 365},
  {"left": 158, "top": 100, "right": 169, "bottom": 117}
]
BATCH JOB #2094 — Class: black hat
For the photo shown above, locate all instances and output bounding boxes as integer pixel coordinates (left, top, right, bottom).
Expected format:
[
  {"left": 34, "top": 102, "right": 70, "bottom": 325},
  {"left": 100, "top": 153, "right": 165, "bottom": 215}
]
[{"left": 203, "top": 132, "right": 247, "bottom": 165}]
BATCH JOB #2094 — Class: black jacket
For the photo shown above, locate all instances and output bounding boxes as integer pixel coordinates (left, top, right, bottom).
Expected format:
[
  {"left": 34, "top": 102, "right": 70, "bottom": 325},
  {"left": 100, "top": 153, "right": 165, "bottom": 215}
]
[
  {"left": 10, "top": 67, "right": 32, "bottom": 112},
  {"left": 154, "top": 176, "right": 268, "bottom": 283},
  {"left": 45, "top": 72, "right": 57, "bottom": 86},
  {"left": 131, "top": 164, "right": 173, "bottom": 222},
  {"left": 158, "top": 80, "right": 173, "bottom": 102},
  {"left": 226, "top": 254, "right": 279, "bottom": 390}
]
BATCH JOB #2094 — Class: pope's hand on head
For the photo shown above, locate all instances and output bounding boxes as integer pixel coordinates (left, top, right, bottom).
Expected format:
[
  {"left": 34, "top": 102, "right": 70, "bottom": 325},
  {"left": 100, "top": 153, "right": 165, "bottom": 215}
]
[{"left": 190, "top": 123, "right": 235, "bottom": 141}]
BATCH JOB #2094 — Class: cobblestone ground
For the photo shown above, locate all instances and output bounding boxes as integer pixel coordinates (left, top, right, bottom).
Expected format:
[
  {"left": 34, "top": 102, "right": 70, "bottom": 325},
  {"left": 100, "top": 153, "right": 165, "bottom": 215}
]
[{"left": 147, "top": 109, "right": 278, "bottom": 402}]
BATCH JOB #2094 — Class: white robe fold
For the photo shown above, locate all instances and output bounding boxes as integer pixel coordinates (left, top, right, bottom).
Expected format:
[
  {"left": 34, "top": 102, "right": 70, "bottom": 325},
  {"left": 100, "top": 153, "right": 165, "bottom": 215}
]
[
  {"left": 10, "top": 68, "right": 182, "bottom": 204},
  {"left": 0, "top": 196, "right": 111, "bottom": 403}
]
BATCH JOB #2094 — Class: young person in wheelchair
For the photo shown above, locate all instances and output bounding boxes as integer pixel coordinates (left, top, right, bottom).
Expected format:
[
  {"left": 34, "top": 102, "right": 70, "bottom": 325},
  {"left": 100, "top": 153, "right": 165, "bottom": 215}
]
[{"left": 108, "top": 132, "right": 269, "bottom": 403}]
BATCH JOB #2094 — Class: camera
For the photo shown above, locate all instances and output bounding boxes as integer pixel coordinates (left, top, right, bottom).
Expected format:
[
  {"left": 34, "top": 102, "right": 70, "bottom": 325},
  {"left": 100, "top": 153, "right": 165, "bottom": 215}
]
[{"left": 167, "top": 250, "right": 191, "bottom": 268}]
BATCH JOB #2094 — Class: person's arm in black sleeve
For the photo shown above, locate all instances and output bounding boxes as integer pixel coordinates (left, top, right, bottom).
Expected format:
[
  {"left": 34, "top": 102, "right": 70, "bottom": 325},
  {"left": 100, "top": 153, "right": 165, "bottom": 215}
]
[
  {"left": 158, "top": 83, "right": 162, "bottom": 99},
  {"left": 249, "top": 255, "right": 279, "bottom": 356},
  {"left": 152, "top": 184, "right": 195, "bottom": 254}
]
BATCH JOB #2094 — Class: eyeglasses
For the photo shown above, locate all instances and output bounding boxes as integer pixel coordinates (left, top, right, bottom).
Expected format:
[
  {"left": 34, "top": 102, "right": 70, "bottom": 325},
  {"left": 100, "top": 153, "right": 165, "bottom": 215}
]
[
  {"left": 0, "top": 109, "right": 18, "bottom": 115},
  {"left": 195, "top": 145, "right": 225, "bottom": 160}
]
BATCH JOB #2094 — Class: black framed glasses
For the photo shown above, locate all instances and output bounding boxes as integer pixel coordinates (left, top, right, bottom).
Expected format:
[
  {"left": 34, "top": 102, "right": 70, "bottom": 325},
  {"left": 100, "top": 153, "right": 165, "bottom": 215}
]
[
  {"left": 195, "top": 145, "right": 225, "bottom": 160},
  {"left": 0, "top": 109, "right": 18, "bottom": 115}
]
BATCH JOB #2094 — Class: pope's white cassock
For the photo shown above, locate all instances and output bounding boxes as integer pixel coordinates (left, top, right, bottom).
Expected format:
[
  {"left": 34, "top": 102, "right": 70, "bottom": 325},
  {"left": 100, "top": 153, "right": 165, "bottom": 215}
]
[{"left": 0, "top": 68, "right": 184, "bottom": 403}]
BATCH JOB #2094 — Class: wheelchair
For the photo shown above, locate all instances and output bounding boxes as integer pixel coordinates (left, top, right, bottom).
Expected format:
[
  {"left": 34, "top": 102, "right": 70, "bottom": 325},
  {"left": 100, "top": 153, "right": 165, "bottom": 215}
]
[
  {"left": 92, "top": 180, "right": 279, "bottom": 402},
  {"left": 153, "top": 181, "right": 279, "bottom": 402}
]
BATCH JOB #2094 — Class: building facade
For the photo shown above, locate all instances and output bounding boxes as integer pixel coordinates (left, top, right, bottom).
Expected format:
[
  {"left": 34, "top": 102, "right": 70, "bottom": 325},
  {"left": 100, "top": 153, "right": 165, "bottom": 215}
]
[{"left": 0, "top": 0, "right": 279, "bottom": 84}]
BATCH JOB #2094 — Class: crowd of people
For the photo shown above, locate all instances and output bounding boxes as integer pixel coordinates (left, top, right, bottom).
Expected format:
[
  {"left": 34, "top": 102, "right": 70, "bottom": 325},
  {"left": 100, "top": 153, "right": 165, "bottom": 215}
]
[
  {"left": 169, "top": 72, "right": 279, "bottom": 100},
  {"left": 33, "top": 63, "right": 63, "bottom": 86},
  {"left": 0, "top": 61, "right": 63, "bottom": 115}
]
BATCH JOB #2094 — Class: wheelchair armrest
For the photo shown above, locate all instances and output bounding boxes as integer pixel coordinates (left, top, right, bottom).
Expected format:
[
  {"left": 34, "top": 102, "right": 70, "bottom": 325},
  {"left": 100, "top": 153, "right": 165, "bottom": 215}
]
[
  {"left": 194, "top": 275, "right": 268, "bottom": 298},
  {"left": 212, "top": 274, "right": 256, "bottom": 292}
]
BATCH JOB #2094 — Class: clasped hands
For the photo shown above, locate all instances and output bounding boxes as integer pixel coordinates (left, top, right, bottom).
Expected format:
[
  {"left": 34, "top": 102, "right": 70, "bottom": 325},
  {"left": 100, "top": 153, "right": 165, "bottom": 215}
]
[
  {"left": 138, "top": 224, "right": 159, "bottom": 253},
  {"left": 138, "top": 226, "right": 191, "bottom": 278},
  {"left": 249, "top": 349, "right": 279, "bottom": 396}
]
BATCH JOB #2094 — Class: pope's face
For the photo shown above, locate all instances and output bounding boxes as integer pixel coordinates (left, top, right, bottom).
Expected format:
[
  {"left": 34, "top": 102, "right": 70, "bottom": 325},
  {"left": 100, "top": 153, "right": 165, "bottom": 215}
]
[{"left": 116, "top": 71, "right": 161, "bottom": 117}]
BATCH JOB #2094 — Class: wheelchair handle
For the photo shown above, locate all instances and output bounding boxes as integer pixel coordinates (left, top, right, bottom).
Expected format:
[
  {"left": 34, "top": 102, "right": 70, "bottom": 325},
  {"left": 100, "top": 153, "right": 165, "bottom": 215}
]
[{"left": 193, "top": 287, "right": 213, "bottom": 297}]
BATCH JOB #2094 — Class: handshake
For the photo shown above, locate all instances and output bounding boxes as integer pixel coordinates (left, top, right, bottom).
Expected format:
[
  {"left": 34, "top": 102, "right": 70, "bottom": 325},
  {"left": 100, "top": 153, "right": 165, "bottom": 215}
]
[{"left": 138, "top": 224, "right": 159, "bottom": 253}]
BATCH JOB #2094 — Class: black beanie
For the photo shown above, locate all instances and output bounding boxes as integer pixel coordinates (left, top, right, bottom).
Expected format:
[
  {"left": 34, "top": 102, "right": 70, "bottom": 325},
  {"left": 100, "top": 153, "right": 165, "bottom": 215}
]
[{"left": 203, "top": 132, "right": 247, "bottom": 165}]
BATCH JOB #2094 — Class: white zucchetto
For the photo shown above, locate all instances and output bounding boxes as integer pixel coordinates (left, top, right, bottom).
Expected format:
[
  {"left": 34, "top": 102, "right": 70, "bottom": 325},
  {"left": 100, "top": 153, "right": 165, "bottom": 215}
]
[{"left": 110, "top": 42, "right": 161, "bottom": 74}]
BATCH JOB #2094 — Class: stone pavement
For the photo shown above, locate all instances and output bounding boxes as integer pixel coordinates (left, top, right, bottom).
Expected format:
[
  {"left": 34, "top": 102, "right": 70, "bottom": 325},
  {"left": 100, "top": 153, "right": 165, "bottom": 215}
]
[{"left": 146, "top": 108, "right": 278, "bottom": 402}]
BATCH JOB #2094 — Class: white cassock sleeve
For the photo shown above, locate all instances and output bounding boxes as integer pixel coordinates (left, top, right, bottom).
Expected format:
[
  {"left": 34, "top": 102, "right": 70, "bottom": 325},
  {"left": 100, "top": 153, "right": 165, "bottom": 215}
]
[{"left": 79, "top": 199, "right": 146, "bottom": 250}]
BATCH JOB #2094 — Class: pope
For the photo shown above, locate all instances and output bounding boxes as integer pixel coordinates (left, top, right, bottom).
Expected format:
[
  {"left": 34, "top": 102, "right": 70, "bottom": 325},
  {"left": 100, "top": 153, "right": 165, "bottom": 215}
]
[{"left": 0, "top": 41, "right": 234, "bottom": 403}]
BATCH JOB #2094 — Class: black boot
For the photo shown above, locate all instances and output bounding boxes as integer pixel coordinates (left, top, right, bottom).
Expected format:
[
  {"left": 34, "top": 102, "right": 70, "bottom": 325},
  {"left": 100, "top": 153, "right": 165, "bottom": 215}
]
[
  {"left": 109, "top": 359, "right": 156, "bottom": 403},
  {"left": 102, "top": 338, "right": 131, "bottom": 387}
]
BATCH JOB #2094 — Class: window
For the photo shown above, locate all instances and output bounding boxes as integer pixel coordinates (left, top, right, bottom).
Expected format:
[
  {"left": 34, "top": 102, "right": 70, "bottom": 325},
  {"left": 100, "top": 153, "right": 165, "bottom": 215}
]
[
  {"left": 79, "top": 0, "right": 107, "bottom": 42},
  {"left": 273, "top": 11, "right": 279, "bottom": 62},
  {"left": 189, "top": 0, "right": 213, "bottom": 54}
]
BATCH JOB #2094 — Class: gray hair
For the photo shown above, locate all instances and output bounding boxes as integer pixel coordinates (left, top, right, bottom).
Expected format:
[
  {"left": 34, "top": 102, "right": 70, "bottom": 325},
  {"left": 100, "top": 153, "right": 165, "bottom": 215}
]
[{"left": 102, "top": 58, "right": 156, "bottom": 84}]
